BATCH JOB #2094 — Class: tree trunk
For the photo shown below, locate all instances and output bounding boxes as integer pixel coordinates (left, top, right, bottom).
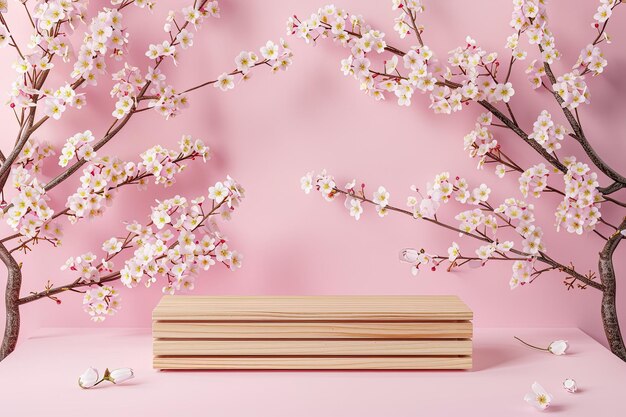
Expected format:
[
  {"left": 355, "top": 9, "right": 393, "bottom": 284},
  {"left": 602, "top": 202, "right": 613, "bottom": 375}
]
[
  {"left": 0, "top": 242, "right": 21, "bottom": 362},
  {"left": 598, "top": 218, "right": 626, "bottom": 362}
]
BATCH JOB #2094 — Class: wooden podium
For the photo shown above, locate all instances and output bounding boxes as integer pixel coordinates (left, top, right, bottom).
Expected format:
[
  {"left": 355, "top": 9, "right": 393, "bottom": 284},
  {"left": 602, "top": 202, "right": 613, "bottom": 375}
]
[{"left": 152, "top": 295, "right": 473, "bottom": 370}]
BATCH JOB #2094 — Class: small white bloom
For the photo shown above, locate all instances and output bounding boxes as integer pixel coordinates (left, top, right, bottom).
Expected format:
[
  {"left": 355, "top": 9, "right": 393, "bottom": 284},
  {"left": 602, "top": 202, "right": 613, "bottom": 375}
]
[
  {"left": 300, "top": 172, "right": 313, "bottom": 194},
  {"left": 548, "top": 340, "right": 568, "bottom": 355},
  {"left": 399, "top": 248, "right": 419, "bottom": 263},
  {"left": 563, "top": 378, "right": 577, "bottom": 393},
  {"left": 524, "top": 382, "right": 552, "bottom": 410},
  {"left": 109, "top": 368, "right": 134, "bottom": 384},
  {"left": 495, "top": 164, "right": 506, "bottom": 178},
  {"left": 260, "top": 40, "right": 279, "bottom": 60},
  {"left": 447, "top": 242, "right": 460, "bottom": 262},
  {"left": 348, "top": 198, "right": 363, "bottom": 220},
  {"left": 78, "top": 367, "right": 99, "bottom": 389},
  {"left": 214, "top": 73, "right": 235, "bottom": 91},
  {"left": 373, "top": 186, "right": 389, "bottom": 208},
  {"left": 208, "top": 182, "right": 228, "bottom": 203}
]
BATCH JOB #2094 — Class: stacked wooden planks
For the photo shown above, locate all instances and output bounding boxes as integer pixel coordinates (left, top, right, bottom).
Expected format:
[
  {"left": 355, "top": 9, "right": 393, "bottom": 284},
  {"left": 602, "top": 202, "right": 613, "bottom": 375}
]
[{"left": 152, "top": 295, "right": 473, "bottom": 370}]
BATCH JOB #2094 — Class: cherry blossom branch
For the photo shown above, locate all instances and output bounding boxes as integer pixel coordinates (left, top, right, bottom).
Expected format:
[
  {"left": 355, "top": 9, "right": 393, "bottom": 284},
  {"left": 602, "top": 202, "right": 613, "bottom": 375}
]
[
  {"left": 0, "top": 13, "right": 25, "bottom": 59},
  {"left": 330, "top": 184, "right": 602, "bottom": 290},
  {"left": 403, "top": 1, "right": 424, "bottom": 47},
  {"left": 314, "top": 22, "right": 573, "bottom": 178},
  {"left": 307, "top": 10, "right": 625, "bottom": 198},
  {"left": 3, "top": 151, "right": 202, "bottom": 249},
  {"left": 334, "top": 188, "right": 492, "bottom": 243},
  {"left": 534, "top": 4, "right": 626, "bottom": 191},
  {"left": 541, "top": 58, "right": 626, "bottom": 189},
  {"left": 17, "top": 193, "right": 228, "bottom": 306}
]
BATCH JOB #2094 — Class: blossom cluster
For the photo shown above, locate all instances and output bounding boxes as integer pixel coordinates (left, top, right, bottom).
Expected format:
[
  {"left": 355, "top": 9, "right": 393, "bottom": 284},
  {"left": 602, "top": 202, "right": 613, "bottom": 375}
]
[
  {"left": 81, "top": 285, "right": 121, "bottom": 322},
  {"left": 5, "top": 172, "right": 60, "bottom": 241},
  {"left": 62, "top": 178, "right": 245, "bottom": 320},
  {"left": 59, "top": 130, "right": 96, "bottom": 167},
  {"left": 555, "top": 157, "right": 602, "bottom": 234},
  {"left": 391, "top": 1, "right": 424, "bottom": 39},
  {"left": 593, "top": 0, "right": 616, "bottom": 24},
  {"left": 15, "top": 137, "right": 55, "bottom": 175},
  {"left": 510, "top": 0, "right": 560, "bottom": 64},
  {"left": 70, "top": 8, "right": 129, "bottom": 80},
  {"left": 214, "top": 39, "right": 293, "bottom": 92},
  {"left": 145, "top": 1, "right": 220, "bottom": 63},
  {"left": 289, "top": 4, "right": 517, "bottom": 114},
  {"left": 4, "top": 2, "right": 144, "bottom": 113},
  {"left": 65, "top": 135, "right": 210, "bottom": 223},
  {"left": 519, "top": 163, "right": 549, "bottom": 198},
  {"left": 464, "top": 112, "right": 498, "bottom": 168},
  {"left": 120, "top": 187, "right": 242, "bottom": 294},
  {"left": 552, "top": 70, "right": 590, "bottom": 110},
  {"left": 509, "top": 0, "right": 608, "bottom": 110},
  {"left": 4, "top": 138, "right": 61, "bottom": 241},
  {"left": 110, "top": 64, "right": 151, "bottom": 119},
  {"left": 574, "top": 44, "right": 608, "bottom": 76},
  {"left": 525, "top": 59, "right": 547, "bottom": 89},
  {"left": 528, "top": 110, "right": 566, "bottom": 154}
]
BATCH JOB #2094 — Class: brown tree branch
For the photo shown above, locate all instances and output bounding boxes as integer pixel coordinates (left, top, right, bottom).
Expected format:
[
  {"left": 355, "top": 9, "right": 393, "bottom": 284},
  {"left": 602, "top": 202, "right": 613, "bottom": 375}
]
[
  {"left": 599, "top": 217, "right": 626, "bottom": 360},
  {"left": 0, "top": 242, "right": 22, "bottom": 361}
]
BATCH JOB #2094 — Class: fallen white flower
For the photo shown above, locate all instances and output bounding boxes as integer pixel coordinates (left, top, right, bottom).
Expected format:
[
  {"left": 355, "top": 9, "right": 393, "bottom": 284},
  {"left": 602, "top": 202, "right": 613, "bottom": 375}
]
[
  {"left": 514, "top": 336, "right": 569, "bottom": 355},
  {"left": 109, "top": 368, "right": 134, "bottom": 384},
  {"left": 77, "top": 367, "right": 135, "bottom": 389},
  {"left": 524, "top": 382, "right": 553, "bottom": 410},
  {"left": 563, "top": 378, "right": 577, "bottom": 393},
  {"left": 78, "top": 367, "right": 99, "bottom": 389},
  {"left": 548, "top": 340, "right": 569, "bottom": 355}
]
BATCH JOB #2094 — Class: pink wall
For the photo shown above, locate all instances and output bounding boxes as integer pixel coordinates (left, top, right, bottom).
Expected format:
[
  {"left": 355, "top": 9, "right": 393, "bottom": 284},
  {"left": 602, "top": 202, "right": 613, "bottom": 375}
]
[{"left": 1, "top": 1, "right": 625, "bottom": 348}]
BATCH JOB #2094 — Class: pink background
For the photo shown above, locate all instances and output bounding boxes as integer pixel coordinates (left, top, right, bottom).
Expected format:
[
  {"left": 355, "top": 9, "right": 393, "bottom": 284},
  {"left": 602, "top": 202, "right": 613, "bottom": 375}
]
[{"left": 1, "top": 0, "right": 625, "bottom": 348}]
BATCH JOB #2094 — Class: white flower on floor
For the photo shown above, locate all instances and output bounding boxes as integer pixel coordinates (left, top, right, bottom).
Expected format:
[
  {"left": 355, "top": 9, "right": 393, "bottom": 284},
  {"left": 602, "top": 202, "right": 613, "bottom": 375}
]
[
  {"left": 563, "top": 378, "right": 577, "bottom": 393},
  {"left": 78, "top": 367, "right": 135, "bottom": 389},
  {"left": 78, "top": 367, "right": 99, "bottom": 389},
  {"left": 514, "top": 336, "right": 569, "bottom": 355},
  {"left": 524, "top": 382, "right": 553, "bottom": 410},
  {"left": 548, "top": 340, "right": 568, "bottom": 355},
  {"left": 109, "top": 368, "right": 134, "bottom": 384}
]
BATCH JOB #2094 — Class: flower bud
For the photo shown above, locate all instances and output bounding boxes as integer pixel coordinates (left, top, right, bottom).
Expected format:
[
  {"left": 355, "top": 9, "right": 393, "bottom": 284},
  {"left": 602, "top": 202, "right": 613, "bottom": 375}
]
[
  {"left": 399, "top": 248, "right": 419, "bottom": 263},
  {"left": 563, "top": 378, "right": 577, "bottom": 393},
  {"left": 78, "top": 367, "right": 99, "bottom": 389},
  {"left": 109, "top": 368, "right": 134, "bottom": 384},
  {"left": 548, "top": 340, "right": 568, "bottom": 355}
]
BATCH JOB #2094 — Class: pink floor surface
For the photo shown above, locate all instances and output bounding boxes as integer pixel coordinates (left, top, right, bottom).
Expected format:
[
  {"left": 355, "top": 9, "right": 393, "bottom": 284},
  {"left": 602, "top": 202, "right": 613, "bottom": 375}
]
[{"left": 0, "top": 327, "right": 625, "bottom": 416}]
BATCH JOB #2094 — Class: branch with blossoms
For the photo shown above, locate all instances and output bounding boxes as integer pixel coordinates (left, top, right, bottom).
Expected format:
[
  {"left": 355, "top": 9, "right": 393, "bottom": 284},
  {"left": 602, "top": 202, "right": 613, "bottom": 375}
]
[
  {"left": 0, "top": 0, "right": 292, "bottom": 361},
  {"left": 292, "top": 1, "right": 626, "bottom": 361},
  {"left": 302, "top": 170, "right": 603, "bottom": 291},
  {"left": 19, "top": 177, "right": 244, "bottom": 321},
  {"left": 288, "top": 1, "right": 625, "bottom": 196}
]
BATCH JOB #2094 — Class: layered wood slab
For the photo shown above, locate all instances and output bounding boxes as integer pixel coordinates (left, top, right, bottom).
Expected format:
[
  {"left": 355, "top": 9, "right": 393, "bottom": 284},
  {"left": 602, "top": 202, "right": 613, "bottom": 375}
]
[{"left": 153, "top": 295, "right": 473, "bottom": 370}]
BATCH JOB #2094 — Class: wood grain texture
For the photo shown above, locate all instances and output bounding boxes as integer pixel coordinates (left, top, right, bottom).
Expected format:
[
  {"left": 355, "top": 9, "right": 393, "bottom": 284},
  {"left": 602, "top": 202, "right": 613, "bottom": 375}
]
[
  {"left": 152, "top": 295, "right": 473, "bottom": 370},
  {"left": 153, "top": 356, "right": 473, "bottom": 370},
  {"left": 152, "top": 295, "right": 473, "bottom": 321},
  {"left": 153, "top": 339, "right": 472, "bottom": 356},
  {"left": 152, "top": 321, "right": 473, "bottom": 339}
]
